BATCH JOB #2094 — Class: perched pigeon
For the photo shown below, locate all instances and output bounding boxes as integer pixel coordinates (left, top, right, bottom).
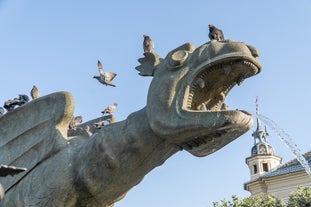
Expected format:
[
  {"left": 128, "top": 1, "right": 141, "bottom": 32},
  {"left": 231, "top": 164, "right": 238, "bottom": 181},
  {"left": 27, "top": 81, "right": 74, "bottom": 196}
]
[
  {"left": 101, "top": 103, "right": 117, "bottom": 115},
  {"left": 30, "top": 85, "right": 40, "bottom": 99},
  {"left": 94, "top": 120, "right": 105, "bottom": 129},
  {"left": 208, "top": 24, "right": 224, "bottom": 41},
  {"left": 0, "top": 107, "right": 4, "bottom": 117},
  {"left": 143, "top": 35, "right": 154, "bottom": 53},
  {"left": 84, "top": 125, "right": 93, "bottom": 137},
  {"left": 69, "top": 116, "right": 83, "bottom": 130},
  {"left": 93, "top": 60, "right": 117, "bottom": 87},
  {"left": 3, "top": 94, "right": 29, "bottom": 111},
  {"left": 17, "top": 94, "right": 29, "bottom": 105}
]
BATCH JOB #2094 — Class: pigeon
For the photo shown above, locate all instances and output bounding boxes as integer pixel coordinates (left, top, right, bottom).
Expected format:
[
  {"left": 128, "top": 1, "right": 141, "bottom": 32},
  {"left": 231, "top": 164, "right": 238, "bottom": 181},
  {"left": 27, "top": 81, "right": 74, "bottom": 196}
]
[
  {"left": 93, "top": 60, "right": 117, "bottom": 87},
  {"left": 3, "top": 94, "right": 29, "bottom": 111},
  {"left": 17, "top": 94, "right": 29, "bottom": 105},
  {"left": 30, "top": 85, "right": 40, "bottom": 99},
  {"left": 0, "top": 107, "right": 4, "bottom": 117},
  {"left": 208, "top": 24, "right": 224, "bottom": 41},
  {"left": 143, "top": 35, "right": 154, "bottom": 53},
  {"left": 69, "top": 116, "right": 83, "bottom": 130},
  {"left": 84, "top": 125, "right": 93, "bottom": 136},
  {"left": 94, "top": 121, "right": 105, "bottom": 129},
  {"left": 101, "top": 103, "right": 117, "bottom": 115}
]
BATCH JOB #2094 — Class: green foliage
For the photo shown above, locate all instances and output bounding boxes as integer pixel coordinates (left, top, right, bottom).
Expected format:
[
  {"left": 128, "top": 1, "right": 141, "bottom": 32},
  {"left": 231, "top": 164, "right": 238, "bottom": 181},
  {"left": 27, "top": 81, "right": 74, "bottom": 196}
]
[
  {"left": 240, "top": 194, "right": 283, "bottom": 207},
  {"left": 211, "top": 186, "right": 311, "bottom": 207},
  {"left": 212, "top": 194, "right": 283, "bottom": 207},
  {"left": 287, "top": 186, "right": 311, "bottom": 207}
]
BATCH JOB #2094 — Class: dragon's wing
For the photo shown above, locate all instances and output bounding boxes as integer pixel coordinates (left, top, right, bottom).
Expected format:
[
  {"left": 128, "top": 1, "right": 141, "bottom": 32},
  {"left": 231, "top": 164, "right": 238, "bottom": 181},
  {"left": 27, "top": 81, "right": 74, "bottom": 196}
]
[{"left": 0, "top": 91, "right": 74, "bottom": 191}]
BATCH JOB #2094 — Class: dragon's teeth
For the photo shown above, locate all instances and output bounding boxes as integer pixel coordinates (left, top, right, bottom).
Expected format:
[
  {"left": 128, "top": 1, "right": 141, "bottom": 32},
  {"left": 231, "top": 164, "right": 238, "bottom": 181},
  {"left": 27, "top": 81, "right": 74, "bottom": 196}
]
[
  {"left": 223, "top": 65, "right": 231, "bottom": 75},
  {"left": 195, "top": 78, "right": 205, "bottom": 88},
  {"left": 199, "top": 103, "right": 207, "bottom": 111},
  {"left": 236, "top": 76, "right": 244, "bottom": 86}
]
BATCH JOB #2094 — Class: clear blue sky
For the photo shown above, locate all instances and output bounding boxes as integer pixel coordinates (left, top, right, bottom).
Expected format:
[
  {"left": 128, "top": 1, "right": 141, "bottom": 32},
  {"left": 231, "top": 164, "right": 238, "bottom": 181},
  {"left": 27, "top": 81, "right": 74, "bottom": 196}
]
[{"left": 1, "top": 1, "right": 311, "bottom": 206}]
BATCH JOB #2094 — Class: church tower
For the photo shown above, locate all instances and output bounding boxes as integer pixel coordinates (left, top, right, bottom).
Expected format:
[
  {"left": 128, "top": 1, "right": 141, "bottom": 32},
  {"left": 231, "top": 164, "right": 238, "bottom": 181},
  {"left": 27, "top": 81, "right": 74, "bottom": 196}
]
[{"left": 246, "top": 98, "right": 282, "bottom": 180}]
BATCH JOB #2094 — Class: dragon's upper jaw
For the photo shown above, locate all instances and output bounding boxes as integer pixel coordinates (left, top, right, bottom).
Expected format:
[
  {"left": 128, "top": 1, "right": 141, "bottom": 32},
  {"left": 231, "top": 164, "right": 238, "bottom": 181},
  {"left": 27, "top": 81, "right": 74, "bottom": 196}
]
[{"left": 184, "top": 57, "right": 260, "bottom": 112}]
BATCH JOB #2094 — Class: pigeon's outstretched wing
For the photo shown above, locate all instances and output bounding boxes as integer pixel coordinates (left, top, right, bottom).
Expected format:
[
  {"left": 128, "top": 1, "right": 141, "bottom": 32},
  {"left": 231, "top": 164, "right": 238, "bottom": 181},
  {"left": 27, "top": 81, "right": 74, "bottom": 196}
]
[
  {"left": 102, "top": 71, "right": 117, "bottom": 84},
  {"left": 0, "top": 92, "right": 74, "bottom": 191},
  {"left": 97, "top": 60, "right": 104, "bottom": 75}
]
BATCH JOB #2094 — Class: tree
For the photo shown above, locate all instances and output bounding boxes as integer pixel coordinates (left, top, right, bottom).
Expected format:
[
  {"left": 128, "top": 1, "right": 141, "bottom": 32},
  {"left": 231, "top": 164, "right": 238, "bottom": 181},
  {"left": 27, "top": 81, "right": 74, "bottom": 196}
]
[
  {"left": 212, "top": 194, "right": 283, "bottom": 207},
  {"left": 287, "top": 186, "right": 311, "bottom": 207},
  {"left": 240, "top": 194, "right": 284, "bottom": 207},
  {"left": 211, "top": 186, "right": 311, "bottom": 206}
]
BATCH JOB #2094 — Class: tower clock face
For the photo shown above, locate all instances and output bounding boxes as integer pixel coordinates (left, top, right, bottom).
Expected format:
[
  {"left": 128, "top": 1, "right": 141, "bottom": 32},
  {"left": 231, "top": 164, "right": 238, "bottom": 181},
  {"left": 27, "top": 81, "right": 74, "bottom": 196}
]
[
  {"left": 252, "top": 148, "right": 257, "bottom": 155},
  {"left": 259, "top": 145, "right": 267, "bottom": 153}
]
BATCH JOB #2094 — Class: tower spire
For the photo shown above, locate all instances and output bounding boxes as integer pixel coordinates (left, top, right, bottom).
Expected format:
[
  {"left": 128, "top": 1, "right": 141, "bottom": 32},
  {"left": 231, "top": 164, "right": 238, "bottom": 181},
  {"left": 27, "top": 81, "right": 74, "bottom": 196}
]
[
  {"left": 252, "top": 97, "right": 266, "bottom": 143},
  {"left": 246, "top": 97, "right": 282, "bottom": 180}
]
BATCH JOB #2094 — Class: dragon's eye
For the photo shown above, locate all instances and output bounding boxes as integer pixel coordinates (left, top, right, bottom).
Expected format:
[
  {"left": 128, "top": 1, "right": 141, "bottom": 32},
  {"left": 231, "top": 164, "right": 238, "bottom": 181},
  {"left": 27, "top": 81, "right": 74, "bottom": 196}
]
[{"left": 167, "top": 50, "right": 189, "bottom": 70}]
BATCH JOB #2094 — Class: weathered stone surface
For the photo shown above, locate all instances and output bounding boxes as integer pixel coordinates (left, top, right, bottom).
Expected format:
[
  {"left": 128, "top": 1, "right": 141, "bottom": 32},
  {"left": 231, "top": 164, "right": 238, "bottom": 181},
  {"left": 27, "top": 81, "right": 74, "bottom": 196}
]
[{"left": 0, "top": 39, "right": 261, "bottom": 206}]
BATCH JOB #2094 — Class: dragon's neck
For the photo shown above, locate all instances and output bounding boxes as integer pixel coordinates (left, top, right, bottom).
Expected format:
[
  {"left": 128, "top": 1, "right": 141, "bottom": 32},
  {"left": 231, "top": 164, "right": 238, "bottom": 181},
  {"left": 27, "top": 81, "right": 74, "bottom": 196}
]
[{"left": 73, "top": 108, "right": 180, "bottom": 206}]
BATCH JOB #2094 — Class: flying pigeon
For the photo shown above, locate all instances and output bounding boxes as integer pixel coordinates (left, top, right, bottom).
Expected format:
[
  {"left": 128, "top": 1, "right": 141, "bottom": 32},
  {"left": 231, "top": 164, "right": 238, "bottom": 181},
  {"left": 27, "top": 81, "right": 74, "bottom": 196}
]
[
  {"left": 101, "top": 103, "right": 117, "bottom": 115},
  {"left": 93, "top": 60, "right": 117, "bottom": 87},
  {"left": 69, "top": 116, "right": 83, "bottom": 130},
  {"left": 143, "top": 35, "right": 154, "bottom": 53},
  {"left": 30, "top": 85, "right": 40, "bottom": 99},
  {"left": 208, "top": 24, "right": 224, "bottom": 41}
]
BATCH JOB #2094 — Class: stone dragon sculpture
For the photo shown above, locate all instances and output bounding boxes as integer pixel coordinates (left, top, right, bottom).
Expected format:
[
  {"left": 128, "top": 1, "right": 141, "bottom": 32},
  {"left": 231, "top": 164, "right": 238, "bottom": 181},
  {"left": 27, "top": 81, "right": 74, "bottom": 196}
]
[{"left": 0, "top": 39, "right": 261, "bottom": 206}]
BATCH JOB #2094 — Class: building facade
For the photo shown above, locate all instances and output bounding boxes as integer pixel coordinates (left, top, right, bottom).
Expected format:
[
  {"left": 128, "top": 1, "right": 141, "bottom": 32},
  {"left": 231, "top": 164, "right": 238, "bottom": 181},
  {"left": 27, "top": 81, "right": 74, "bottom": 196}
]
[{"left": 244, "top": 101, "right": 311, "bottom": 200}]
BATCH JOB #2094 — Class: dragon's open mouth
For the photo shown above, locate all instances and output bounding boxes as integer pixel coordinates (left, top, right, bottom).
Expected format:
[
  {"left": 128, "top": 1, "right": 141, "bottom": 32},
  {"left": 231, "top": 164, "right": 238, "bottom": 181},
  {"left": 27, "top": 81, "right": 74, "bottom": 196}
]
[
  {"left": 179, "top": 57, "right": 261, "bottom": 156},
  {"left": 186, "top": 59, "right": 259, "bottom": 111}
]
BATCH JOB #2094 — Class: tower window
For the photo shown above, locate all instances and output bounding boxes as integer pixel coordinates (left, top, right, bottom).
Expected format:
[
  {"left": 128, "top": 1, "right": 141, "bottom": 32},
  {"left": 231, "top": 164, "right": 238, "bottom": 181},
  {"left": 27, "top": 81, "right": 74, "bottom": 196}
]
[
  {"left": 253, "top": 164, "right": 258, "bottom": 174},
  {"left": 263, "top": 163, "right": 269, "bottom": 172}
]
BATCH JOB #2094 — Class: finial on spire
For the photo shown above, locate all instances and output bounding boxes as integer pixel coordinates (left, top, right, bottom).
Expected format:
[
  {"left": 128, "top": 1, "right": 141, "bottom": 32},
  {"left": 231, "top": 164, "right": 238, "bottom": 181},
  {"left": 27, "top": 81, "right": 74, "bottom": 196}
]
[{"left": 255, "top": 96, "right": 259, "bottom": 115}]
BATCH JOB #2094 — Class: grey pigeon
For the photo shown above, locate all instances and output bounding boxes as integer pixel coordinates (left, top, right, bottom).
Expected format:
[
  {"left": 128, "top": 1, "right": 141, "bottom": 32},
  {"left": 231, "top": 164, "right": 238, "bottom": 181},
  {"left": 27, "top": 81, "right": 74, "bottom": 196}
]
[
  {"left": 3, "top": 94, "right": 29, "bottom": 111},
  {"left": 84, "top": 125, "right": 93, "bottom": 136},
  {"left": 208, "top": 24, "right": 224, "bottom": 41},
  {"left": 17, "top": 94, "right": 29, "bottom": 105},
  {"left": 30, "top": 85, "right": 40, "bottom": 99},
  {"left": 0, "top": 107, "right": 4, "bottom": 117},
  {"left": 101, "top": 103, "right": 117, "bottom": 115},
  {"left": 94, "top": 120, "right": 105, "bottom": 129},
  {"left": 69, "top": 116, "right": 83, "bottom": 130},
  {"left": 143, "top": 35, "right": 154, "bottom": 53},
  {"left": 93, "top": 60, "right": 117, "bottom": 87}
]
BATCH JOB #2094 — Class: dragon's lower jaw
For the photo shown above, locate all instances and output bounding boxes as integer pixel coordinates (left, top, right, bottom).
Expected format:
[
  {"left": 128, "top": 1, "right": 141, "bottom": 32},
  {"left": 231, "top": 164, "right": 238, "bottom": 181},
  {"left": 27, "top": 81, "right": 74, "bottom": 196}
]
[{"left": 178, "top": 110, "right": 253, "bottom": 157}]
